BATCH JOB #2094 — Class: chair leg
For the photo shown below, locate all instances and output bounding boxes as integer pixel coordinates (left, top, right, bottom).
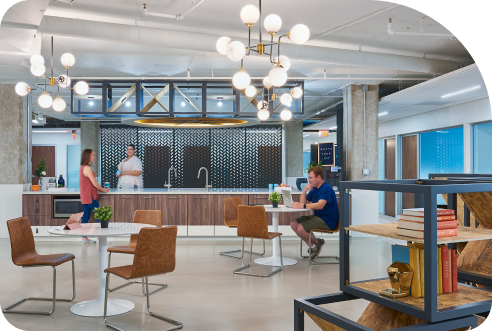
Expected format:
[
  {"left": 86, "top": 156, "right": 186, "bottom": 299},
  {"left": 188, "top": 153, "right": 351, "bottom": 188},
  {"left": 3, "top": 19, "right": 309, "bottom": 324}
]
[
  {"left": 220, "top": 237, "right": 266, "bottom": 259},
  {"left": 233, "top": 237, "right": 283, "bottom": 277},
  {"left": 2, "top": 260, "right": 76, "bottom": 315},
  {"left": 145, "top": 277, "right": 183, "bottom": 331},
  {"left": 302, "top": 232, "right": 340, "bottom": 265}
]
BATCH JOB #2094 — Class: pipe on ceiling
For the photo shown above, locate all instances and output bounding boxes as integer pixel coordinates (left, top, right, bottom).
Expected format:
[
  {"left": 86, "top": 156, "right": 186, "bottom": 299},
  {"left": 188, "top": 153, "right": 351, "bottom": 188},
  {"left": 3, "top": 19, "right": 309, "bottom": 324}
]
[
  {"left": 38, "top": 17, "right": 463, "bottom": 75},
  {"left": 387, "top": 18, "right": 455, "bottom": 38},
  {"left": 143, "top": 1, "right": 206, "bottom": 20}
]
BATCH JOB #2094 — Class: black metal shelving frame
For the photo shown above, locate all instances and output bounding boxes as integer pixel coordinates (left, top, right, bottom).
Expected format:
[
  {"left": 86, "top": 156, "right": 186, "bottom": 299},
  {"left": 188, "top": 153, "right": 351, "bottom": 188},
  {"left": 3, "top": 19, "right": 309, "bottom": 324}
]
[{"left": 295, "top": 179, "right": 492, "bottom": 331}]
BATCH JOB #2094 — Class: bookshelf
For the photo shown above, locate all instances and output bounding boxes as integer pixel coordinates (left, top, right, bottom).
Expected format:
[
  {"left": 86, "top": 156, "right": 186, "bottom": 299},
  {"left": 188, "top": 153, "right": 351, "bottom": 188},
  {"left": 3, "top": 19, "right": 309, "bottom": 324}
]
[{"left": 294, "top": 179, "right": 492, "bottom": 331}]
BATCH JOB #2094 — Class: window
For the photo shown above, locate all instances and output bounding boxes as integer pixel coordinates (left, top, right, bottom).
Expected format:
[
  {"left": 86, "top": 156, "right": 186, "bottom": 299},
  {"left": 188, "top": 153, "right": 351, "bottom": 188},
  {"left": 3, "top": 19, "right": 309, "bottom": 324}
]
[
  {"left": 67, "top": 145, "right": 81, "bottom": 188},
  {"left": 473, "top": 122, "right": 492, "bottom": 173}
]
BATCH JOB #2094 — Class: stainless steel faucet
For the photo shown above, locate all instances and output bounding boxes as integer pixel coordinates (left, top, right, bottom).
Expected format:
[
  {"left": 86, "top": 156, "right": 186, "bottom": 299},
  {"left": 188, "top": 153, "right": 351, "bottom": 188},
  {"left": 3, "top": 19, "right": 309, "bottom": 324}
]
[
  {"left": 197, "top": 167, "right": 212, "bottom": 191},
  {"left": 164, "top": 166, "right": 177, "bottom": 190}
]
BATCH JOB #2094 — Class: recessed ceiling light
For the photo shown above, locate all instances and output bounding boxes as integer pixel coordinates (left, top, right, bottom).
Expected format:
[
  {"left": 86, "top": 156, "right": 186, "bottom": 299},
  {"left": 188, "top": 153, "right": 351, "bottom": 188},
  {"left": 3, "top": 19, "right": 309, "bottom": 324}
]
[
  {"left": 126, "top": 101, "right": 131, "bottom": 107},
  {"left": 218, "top": 101, "right": 223, "bottom": 107},
  {"left": 441, "top": 86, "right": 481, "bottom": 98},
  {"left": 378, "top": 112, "right": 388, "bottom": 116},
  {"left": 303, "top": 134, "right": 310, "bottom": 137}
]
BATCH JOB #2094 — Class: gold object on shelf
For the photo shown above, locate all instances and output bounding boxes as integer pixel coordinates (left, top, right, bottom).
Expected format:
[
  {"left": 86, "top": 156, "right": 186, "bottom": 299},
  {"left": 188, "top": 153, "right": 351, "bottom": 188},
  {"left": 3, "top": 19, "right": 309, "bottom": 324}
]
[
  {"left": 257, "top": 42, "right": 265, "bottom": 55},
  {"left": 379, "top": 262, "right": 413, "bottom": 298}
]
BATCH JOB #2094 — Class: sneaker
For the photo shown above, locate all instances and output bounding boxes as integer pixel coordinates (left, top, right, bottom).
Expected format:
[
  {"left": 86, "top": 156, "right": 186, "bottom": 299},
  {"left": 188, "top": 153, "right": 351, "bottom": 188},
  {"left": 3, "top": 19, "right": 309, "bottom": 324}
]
[
  {"left": 82, "top": 237, "right": 96, "bottom": 244},
  {"left": 310, "top": 238, "right": 325, "bottom": 261}
]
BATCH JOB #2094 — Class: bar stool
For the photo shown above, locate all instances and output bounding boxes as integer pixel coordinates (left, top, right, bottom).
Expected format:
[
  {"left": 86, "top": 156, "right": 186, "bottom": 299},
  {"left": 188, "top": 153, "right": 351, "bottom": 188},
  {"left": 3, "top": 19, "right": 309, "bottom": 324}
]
[
  {"left": 107, "top": 210, "right": 167, "bottom": 295},
  {"left": 104, "top": 226, "right": 182, "bottom": 331},
  {"left": 3, "top": 217, "right": 76, "bottom": 315},
  {"left": 220, "top": 197, "right": 265, "bottom": 259}
]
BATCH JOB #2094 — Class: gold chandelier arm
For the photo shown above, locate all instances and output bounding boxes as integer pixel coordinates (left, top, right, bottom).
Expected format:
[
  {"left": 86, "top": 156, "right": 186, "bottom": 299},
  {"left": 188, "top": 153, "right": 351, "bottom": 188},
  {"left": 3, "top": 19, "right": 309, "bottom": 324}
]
[
  {"left": 174, "top": 84, "right": 201, "bottom": 112},
  {"left": 108, "top": 83, "right": 136, "bottom": 112}
]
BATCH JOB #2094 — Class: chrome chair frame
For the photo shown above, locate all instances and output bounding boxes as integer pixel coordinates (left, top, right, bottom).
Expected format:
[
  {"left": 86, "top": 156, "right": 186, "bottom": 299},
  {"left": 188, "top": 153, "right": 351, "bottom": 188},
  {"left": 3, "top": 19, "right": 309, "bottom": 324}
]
[
  {"left": 107, "top": 252, "right": 167, "bottom": 295},
  {"left": 2, "top": 260, "right": 76, "bottom": 315},
  {"left": 234, "top": 237, "right": 283, "bottom": 277},
  {"left": 220, "top": 237, "right": 266, "bottom": 259},
  {"left": 104, "top": 273, "right": 183, "bottom": 331},
  {"left": 300, "top": 232, "right": 340, "bottom": 265}
]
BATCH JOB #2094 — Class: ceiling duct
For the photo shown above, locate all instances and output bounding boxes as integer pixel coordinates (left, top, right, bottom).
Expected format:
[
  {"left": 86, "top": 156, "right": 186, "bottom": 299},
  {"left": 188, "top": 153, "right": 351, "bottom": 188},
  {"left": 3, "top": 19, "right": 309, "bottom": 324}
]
[{"left": 38, "top": 16, "right": 462, "bottom": 75}]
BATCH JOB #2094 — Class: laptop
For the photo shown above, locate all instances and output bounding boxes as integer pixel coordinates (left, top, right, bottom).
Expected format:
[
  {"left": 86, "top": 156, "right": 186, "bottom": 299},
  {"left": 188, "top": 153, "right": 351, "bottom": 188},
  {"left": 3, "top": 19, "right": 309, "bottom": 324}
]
[{"left": 281, "top": 189, "right": 293, "bottom": 208}]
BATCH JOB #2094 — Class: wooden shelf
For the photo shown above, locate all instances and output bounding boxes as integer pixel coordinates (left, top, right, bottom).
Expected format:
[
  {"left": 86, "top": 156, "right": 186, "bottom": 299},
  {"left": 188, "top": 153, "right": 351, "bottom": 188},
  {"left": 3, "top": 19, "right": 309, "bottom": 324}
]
[
  {"left": 353, "top": 279, "right": 492, "bottom": 310},
  {"left": 345, "top": 222, "right": 492, "bottom": 244}
]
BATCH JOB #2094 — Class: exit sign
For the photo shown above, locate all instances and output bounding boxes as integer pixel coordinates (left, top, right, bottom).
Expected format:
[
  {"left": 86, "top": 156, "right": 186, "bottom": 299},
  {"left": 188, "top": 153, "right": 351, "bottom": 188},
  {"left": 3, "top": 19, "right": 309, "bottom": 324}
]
[{"left": 319, "top": 130, "right": 328, "bottom": 137}]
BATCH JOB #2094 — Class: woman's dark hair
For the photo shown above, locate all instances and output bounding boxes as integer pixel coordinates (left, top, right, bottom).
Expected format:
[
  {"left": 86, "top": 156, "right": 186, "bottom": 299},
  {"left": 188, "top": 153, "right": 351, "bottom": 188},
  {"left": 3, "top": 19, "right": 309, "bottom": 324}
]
[
  {"left": 127, "top": 144, "right": 135, "bottom": 151},
  {"left": 81, "top": 149, "right": 93, "bottom": 166}
]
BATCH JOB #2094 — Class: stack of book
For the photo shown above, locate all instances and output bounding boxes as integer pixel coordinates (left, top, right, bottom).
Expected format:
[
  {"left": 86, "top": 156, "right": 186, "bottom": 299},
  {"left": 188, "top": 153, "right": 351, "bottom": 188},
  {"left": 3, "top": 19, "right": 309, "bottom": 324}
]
[
  {"left": 396, "top": 208, "right": 458, "bottom": 239},
  {"left": 392, "top": 244, "right": 458, "bottom": 297}
]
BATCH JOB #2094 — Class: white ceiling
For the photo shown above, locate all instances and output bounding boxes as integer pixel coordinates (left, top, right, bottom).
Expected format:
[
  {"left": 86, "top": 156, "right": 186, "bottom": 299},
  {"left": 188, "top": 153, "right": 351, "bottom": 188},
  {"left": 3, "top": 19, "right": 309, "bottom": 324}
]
[{"left": 0, "top": 0, "right": 479, "bottom": 122}]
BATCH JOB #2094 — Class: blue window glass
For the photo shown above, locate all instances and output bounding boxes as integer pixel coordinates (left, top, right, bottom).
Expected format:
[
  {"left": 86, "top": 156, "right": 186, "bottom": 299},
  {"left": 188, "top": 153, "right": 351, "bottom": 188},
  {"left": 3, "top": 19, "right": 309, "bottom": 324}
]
[
  {"left": 473, "top": 122, "right": 492, "bottom": 173},
  {"left": 67, "top": 145, "right": 81, "bottom": 189}
]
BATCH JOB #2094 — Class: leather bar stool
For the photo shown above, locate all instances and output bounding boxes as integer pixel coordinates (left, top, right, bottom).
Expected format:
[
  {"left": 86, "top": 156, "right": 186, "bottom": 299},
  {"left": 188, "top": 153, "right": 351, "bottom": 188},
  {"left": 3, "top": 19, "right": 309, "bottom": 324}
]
[
  {"left": 104, "top": 226, "right": 182, "bottom": 331},
  {"left": 3, "top": 217, "right": 76, "bottom": 315},
  {"left": 234, "top": 206, "right": 284, "bottom": 277},
  {"left": 107, "top": 210, "right": 167, "bottom": 295},
  {"left": 220, "top": 197, "right": 265, "bottom": 258}
]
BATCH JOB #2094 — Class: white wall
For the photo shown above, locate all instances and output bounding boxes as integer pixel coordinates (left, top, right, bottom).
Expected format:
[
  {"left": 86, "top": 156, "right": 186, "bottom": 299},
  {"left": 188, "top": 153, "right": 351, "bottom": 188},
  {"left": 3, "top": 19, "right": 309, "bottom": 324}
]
[{"left": 32, "top": 130, "right": 81, "bottom": 179}]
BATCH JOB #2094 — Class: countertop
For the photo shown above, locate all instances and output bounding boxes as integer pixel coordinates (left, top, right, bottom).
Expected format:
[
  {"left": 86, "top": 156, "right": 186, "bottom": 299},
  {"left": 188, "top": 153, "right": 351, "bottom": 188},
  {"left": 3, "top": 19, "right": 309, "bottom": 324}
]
[{"left": 24, "top": 188, "right": 339, "bottom": 195}]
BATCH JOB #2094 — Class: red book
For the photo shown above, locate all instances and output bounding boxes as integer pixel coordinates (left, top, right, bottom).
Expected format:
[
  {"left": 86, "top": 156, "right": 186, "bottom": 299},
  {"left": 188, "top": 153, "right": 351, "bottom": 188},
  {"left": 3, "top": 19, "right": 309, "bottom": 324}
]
[
  {"left": 448, "top": 250, "right": 452, "bottom": 291},
  {"left": 398, "top": 220, "right": 458, "bottom": 231},
  {"left": 396, "top": 228, "right": 458, "bottom": 239},
  {"left": 398, "top": 215, "right": 456, "bottom": 222},
  {"left": 452, "top": 250, "right": 458, "bottom": 292},
  {"left": 441, "top": 246, "right": 450, "bottom": 293},
  {"left": 402, "top": 208, "right": 455, "bottom": 217}
]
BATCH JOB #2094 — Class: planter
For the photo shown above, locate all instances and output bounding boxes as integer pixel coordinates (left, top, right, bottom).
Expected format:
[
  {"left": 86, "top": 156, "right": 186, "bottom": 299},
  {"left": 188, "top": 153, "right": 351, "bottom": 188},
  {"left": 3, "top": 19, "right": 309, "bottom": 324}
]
[
  {"left": 100, "top": 221, "right": 109, "bottom": 228},
  {"left": 272, "top": 202, "right": 279, "bottom": 208}
]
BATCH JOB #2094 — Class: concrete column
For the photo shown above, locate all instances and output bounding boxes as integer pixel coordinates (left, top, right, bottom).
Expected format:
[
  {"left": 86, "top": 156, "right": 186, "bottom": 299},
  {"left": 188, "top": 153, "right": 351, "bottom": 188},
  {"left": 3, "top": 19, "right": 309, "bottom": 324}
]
[
  {"left": 343, "top": 84, "right": 379, "bottom": 235},
  {"left": 284, "top": 121, "right": 303, "bottom": 186},
  {"left": 80, "top": 121, "right": 100, "bottom": 175},
  {"left": 0, "top": 84, "right": 30, "bottom": 238}
]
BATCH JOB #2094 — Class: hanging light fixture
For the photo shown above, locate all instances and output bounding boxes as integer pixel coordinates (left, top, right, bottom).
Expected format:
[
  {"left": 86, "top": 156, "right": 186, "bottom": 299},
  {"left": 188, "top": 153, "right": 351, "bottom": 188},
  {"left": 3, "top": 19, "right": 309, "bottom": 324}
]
[
  {"left": 268, "top": 64, "right": 287, "bottom": 87},
  {"left": 52, "top": 96, "right": 66, "bottom": 112},
  {"left": 291, "top": 86, "right": 303, "bottom": 98},
  {"left": 232, "top": 68, "right": 251, "bottom": 90},
  {"left": 257, "top": 100, "right": 268, "bottom": 111},
  {"left": 280, "top": 108, "right": 292, "bottom": 121},
  {"left": 38, "top": 91, "right": 53, "bottom": 108},
  {"left": 273, "top": 55, "right": 291, "bottom": 71},
  {"left": 245, "top": 85, "right": 257, "bottom": 97},
  {"left": 15, "top": 82, "right": 30, "bottom": 96},
  {"left": 73, "top": 81, "right": 89, "bottom": 95},
  {"left": 280, "top": 93, "right": 292, "bottom": 105},
  {"left": 258, "top": 109, "right": 270, "bottom": 121}
]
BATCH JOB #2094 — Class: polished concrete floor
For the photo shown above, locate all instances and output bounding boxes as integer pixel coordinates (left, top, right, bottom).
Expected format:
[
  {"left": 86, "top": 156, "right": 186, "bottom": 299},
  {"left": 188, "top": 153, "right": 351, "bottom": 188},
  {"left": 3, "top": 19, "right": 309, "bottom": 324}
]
[{"left": 0, "top": 236, "right": 392, "bottom": 330}]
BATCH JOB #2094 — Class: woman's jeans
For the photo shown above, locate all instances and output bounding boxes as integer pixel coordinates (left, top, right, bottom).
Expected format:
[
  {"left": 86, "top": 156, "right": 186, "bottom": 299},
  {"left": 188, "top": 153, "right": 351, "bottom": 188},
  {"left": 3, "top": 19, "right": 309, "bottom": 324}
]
[{"left": 82, "top": 199, "right": 100, "bottom": 223}]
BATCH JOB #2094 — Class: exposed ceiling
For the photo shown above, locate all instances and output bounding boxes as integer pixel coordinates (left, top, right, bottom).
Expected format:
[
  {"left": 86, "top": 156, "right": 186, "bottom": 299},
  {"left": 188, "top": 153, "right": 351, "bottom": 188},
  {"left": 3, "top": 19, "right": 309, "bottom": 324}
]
[{"left": 0, "top": 0, "right": 478, "bottom": 123}]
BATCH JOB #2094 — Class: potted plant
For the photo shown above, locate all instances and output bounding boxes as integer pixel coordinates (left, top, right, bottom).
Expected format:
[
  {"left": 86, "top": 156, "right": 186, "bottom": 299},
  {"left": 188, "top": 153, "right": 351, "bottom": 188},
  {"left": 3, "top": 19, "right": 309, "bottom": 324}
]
[
  {"left": 304, "top": 159, "right": 323, "bottom": 172},
  {"left": 268, "top": 191, "right": 282, "bottom": 208},
  {"left": 34, "top": 158, "right": 47, "bottom": 188},
  {"left": 93, "top": 205, "right": 114, "bottom": 228}
]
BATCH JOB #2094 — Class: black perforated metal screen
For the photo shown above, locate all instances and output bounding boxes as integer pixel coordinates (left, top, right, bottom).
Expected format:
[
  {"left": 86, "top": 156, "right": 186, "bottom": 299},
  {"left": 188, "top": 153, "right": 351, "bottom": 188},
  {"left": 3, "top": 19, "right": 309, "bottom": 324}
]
[{"left": 100, "top": 126, "right": 282, "bottom": 188}]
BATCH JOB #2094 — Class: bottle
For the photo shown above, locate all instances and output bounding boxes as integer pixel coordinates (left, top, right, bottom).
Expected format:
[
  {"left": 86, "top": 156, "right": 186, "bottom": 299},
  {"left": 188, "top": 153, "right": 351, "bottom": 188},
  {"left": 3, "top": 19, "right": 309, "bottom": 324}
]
[{"left": 58, "top": 174, "right": 65, "bottom": 188}]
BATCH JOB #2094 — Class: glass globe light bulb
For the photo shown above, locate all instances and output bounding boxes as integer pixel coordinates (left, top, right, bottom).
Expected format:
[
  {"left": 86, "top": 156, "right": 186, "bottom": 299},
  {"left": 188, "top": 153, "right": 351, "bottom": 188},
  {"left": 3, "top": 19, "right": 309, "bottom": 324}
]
[
  {"left": 245, "top": 85, "right": 257, "bottom": 97},
  {"left": 268, "top": 66, "right": 288, "bottom": 87},
  {"left": 291, "top": 86, "right": 303, "bottom": 98},
  {"left": 258, "top": 109, "right": 270, "bottom": 121},
  {"left": 216, "top": 36, "right": 232, "bottom": 55},
  {"left": 226, "top": 41, "right": 246, "bottom": 61},
  {"left": 15, "top": 82, "right": 29, "bottom": 96},
  {"left": 30, "top": 54, "right": 44, "bottom": 65},
  {"left": 38, "top": 91, "right": 53, "bottom": 108},
  {"left": 52, "top": 96, "right": 67, "bottom": 112},
  {"left": 232, "top": 69, "right": 251, "bottom": 90},
  {"left": 289, "top": 24, "right": 310, "bottom": 44},
  {"left": 280, "top": 93, "right": 293, "bottom": 105},
  {"left": 240, "top": 5, "right": 260, "bottom": 24},
  {"left": 30, "top": 63, "right": 45, "bottom": 77},
  {"left": 280, "top": 108, "right": 292, "bottom": 121},
  {"left": 256, "top": 100, "right": 268, "bottom": 111},
  {"left": 61, "top": 53, "right": 75, "bottom": 68},
  {"left": 264, "top": 14, "right": 282, "bottom": 33},
  {"left": 58, "top": 74, "right": 71, "bottom": 88},
  {"left": 74, "top": 81, "right": 89, "bottom": 95},
  {"left": 263, "top": 76, "right": 272, "bottom": 88},
  {"left": 273, "top": 55, "right": 291, "bottom": 71}
]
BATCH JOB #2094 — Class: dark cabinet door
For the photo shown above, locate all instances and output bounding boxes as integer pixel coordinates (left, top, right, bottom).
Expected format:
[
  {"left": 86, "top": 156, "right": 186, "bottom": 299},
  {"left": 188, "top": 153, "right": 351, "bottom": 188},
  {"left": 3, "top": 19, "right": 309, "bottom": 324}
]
[
  {"left": 187, "top": 195, "right": 213, "bottom": 225},
  {"left": 137, "top": 195, "right": 163, "bottom": 224},
  {"left": 98, "top": 194, "right": 115, "bottom": 222},
  {"left": 27, "top": 215, "right": 50, "bottom": 226},
  {"left": 114, "top": 195, "right": 137, "bottom": 223},
  {"left": 23, "top": 195, "right": 51, "bottom": 216},
  {"left": 213, "top": 194, "right": 249, "bottom": 226},
  {"left": 162, "top": 195, "right": 187, "bottom": 226}
]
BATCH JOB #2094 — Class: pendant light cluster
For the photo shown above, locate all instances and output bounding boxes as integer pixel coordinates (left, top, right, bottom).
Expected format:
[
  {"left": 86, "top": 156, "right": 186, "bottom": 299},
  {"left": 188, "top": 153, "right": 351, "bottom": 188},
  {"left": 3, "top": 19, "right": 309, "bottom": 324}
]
[
  {"left": 15, "top": 37, "right": 89, "bottom": 112},
  {"left": 215, "top": 1, "right": 309, "bottom": 121}
]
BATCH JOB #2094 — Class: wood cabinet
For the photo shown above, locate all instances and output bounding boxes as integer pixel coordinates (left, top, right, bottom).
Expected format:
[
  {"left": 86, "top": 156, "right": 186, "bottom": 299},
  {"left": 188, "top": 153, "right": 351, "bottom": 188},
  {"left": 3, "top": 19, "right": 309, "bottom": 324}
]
[
  {"left": 22, "top": 195, "right": 51, "bottom": 216},
  {"left": 187, "top": 195, "right": 213, "bottom": 225},
  {"left": 162, "top": 195, "right": 187, "bottom": 226},
  {"left": 114, "top": 194, "right": 137, "bottom": 223},
  {"left": 26, "top": 215, "right": 50, "bottom": 226},
  {"left": 212, "top": 194, "right": 249, "bottom": 225},
  {"left": 137, "top": 195, "right": 162, "bottom": 211}
]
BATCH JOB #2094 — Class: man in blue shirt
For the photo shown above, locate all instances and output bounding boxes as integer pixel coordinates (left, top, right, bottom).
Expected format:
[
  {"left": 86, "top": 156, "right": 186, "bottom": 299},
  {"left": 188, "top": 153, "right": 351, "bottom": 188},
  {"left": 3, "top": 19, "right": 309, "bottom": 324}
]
[{"left": 291, "top": 166, "right": 339, "bottom": 261}]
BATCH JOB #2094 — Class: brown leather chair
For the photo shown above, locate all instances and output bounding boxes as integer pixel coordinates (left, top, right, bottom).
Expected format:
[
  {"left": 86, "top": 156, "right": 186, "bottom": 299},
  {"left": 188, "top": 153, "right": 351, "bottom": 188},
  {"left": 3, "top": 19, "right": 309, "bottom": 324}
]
[
  {"left": 107, "top": 210, "right": 166, "bottom": 295},
  {"left": 233, "top": 206, "right": 283, "bottom": 277},
  {"left": 104, "top": 226, "right": 182, "bottom": 331},
  {"left": 220, "top": 197, "right": 265, "bottom": 258},
  {"left": 300, "top": 201, "right": 340, "bottom": 265},
  {"left": 3, "top": 217, "right": 76, "bottom": 315}
]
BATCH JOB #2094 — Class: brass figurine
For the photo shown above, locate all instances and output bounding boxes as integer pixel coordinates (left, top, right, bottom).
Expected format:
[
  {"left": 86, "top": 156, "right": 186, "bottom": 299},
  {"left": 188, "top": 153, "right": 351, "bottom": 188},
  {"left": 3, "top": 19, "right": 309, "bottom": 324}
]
[{"left": 379, "top": 262, "right": 414, "bottom": 298}]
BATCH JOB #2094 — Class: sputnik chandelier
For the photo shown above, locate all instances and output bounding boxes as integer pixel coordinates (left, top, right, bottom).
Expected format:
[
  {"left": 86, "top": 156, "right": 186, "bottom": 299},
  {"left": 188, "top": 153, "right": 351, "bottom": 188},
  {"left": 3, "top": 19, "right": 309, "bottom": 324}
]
[
  {"left": 215, "top": 1, "right": 308, "bottom": 121},
  {"left": 15, "top": 37, "right": 89, "bottom": 112}
]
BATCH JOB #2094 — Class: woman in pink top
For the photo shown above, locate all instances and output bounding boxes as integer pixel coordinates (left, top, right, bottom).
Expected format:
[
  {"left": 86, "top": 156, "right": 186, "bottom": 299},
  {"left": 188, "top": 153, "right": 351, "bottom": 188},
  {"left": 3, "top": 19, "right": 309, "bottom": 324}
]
[{"left": 79, "top": 149, "right": 110, "bottom": 243}]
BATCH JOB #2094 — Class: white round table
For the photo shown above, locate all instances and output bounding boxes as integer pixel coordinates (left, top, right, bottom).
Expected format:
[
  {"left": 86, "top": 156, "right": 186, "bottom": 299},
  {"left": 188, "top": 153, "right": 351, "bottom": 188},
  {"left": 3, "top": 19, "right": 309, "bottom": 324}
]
[
  {"left": 255, "top": 205, "right": 311, "bottom": 267},
  {"left": 47, "top": 222, "right": 155, "bottom": 317}
]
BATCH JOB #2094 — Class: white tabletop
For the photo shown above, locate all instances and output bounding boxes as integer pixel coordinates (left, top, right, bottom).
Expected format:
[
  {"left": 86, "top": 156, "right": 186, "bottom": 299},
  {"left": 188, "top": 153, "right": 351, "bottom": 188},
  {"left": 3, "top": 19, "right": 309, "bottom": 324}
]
[
  {"left": 263, "top": 205, "right": 311, "bottom": 213},
  {"left": 47, "top": 222, "right": 154, "bottom": 237}
]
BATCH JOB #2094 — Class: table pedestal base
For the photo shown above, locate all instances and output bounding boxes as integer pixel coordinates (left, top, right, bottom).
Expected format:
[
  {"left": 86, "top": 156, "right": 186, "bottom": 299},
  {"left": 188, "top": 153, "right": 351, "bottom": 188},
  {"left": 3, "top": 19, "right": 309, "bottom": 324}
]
[
  {"left": 254, "top": 256, "right": 297, "bottom": 266},
  {"left": 70, "top": 298, "right": 134, "bottom": 317}
]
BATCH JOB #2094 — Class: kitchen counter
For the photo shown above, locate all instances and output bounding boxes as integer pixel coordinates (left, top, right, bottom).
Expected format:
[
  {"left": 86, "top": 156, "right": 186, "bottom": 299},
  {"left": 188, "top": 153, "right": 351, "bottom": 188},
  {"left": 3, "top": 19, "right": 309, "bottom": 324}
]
[{"left": 23, "top": 187, "right": 339, "bottom": 195}]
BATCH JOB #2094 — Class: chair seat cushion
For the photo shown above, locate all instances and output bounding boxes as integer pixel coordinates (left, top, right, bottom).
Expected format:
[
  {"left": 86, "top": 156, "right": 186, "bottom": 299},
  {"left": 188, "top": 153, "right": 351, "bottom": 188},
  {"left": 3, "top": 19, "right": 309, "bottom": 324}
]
[
  {"left": 17, "top": 253, "right": 75, "bottom": 267},
  {"left": 225, "top": 221, "right": 238, "bottom": 227},
  {"left": 268, "top": 232, "right": 282, "bottom": 239},
  {"left": 105, "top": 265, "right": 133, "bottom": 280},
  {"left": 307, "top": 228, "right": 338, "bottom": 234},
  {"left": 107, "top": 244, "right": 136, "bottom": 254}
]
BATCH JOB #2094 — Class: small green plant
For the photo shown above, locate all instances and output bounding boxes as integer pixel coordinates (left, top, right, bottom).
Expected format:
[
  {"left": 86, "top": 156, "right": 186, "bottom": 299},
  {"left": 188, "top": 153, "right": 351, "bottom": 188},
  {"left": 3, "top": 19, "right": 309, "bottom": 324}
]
[
  {"left": 304, "top": 159, "right": 323, "bottom": 172},
  {"left": 268, "top": 191, "right": 282, "bottom": 203},
  {"left": 94, "top": 205, "right": 114, "bottom": 222},
  {"left": 34, "top": 158, "right": 46, "bottom": 178}
]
